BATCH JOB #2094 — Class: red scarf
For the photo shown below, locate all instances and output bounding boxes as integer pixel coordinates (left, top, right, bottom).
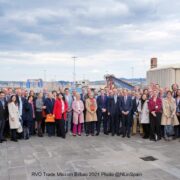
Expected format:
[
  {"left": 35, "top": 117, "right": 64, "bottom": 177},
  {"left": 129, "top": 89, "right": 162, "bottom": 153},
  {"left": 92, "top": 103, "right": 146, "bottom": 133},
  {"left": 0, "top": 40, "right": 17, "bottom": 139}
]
[{"left": 90, "top": 98, "right": 96, "bottom": 111}]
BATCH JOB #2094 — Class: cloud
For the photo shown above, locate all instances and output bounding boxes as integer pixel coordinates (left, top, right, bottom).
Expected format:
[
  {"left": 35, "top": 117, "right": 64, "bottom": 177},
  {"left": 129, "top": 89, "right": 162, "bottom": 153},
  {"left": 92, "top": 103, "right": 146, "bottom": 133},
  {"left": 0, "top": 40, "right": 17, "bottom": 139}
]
[{"left": 0, "top": 0, "right": 180, "bottom": 81}]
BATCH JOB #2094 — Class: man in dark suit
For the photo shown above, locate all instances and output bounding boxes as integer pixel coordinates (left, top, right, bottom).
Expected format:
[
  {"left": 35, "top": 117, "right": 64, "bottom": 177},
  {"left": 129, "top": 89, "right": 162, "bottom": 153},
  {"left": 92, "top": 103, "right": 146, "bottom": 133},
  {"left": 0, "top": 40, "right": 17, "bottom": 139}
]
[
  {"left": 119, "top": 89, "right": 133, "bottom": 138},
  {"left": 16, "top": 88, "right": 26, "bottom": 139},
  {"left": 107, "top": 89, "right": 120, "bottom": 136},
  {"left": 132, "top": 92, "right": 141, "bottom": 135},
  {"left": 0, "top": 91, "right": 8, "bottom": 143},
  {"left": 96, "top": 89, "right": 108, "bottom": 135}
]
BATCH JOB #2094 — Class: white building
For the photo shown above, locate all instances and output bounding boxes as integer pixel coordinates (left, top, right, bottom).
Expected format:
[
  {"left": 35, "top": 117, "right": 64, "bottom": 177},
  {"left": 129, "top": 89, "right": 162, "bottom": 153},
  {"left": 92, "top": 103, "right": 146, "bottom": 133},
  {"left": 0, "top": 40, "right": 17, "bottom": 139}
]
[{"left": 147, "top": 64, "right": 180, "bottom": 88}]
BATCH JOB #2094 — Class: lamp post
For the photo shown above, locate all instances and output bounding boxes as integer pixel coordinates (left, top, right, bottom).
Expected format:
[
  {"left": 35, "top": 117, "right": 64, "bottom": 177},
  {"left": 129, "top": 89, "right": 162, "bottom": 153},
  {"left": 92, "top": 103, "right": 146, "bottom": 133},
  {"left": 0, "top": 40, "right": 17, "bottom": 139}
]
[{"left": 72, "top": 56, "right": 77, "bottom": 88}]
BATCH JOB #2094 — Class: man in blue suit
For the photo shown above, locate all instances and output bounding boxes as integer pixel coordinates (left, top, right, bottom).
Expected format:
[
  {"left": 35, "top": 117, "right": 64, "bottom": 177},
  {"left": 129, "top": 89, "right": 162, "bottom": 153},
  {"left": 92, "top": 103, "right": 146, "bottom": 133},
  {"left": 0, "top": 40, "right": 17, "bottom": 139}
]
[
  {"left": 119, "top": 89, "right": 133, "bottom": 138},
  {"left": 96, "top": 89, "right": 108, "bottom": 135}
]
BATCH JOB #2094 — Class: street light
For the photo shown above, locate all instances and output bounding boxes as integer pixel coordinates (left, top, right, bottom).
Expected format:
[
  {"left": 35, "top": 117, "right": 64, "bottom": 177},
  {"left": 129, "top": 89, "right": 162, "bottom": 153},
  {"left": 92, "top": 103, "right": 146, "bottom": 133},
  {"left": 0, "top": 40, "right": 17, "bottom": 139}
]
[{"left": 72, "top": 56, "right": 77, "bottom": 88}]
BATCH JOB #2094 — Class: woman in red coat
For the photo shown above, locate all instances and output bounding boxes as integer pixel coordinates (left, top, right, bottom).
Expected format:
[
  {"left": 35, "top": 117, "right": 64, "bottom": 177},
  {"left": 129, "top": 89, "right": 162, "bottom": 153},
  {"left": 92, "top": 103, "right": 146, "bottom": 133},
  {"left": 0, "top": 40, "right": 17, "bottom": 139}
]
[
  {"left": 53, "top": 93, "right": 68, "bottom": 139},
  {"left": 148, "top": 89, "right": 162, "bottom": 141}
]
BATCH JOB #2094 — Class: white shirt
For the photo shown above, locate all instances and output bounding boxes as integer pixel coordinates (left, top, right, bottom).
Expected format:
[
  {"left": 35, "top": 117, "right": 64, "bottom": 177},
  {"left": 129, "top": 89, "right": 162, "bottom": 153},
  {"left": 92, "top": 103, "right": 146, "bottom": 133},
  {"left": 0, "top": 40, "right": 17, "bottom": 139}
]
[{"left": 61, "top": 100, "right": 65, "bottom": 113}]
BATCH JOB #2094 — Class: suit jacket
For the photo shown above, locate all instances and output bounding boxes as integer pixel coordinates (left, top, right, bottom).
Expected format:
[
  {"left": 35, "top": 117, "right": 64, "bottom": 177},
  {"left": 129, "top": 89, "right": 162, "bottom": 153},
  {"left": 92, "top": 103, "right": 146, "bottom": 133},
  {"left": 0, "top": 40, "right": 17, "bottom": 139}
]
[
  {"left": 107, "top": 95, "right": 120, "bottom": 116},
  {"left": 44, "top": 98, "right": 55, "bottom": 114},
  {"left": 175, "top": 98, "right": 180, "bottom": 113},
  {"left": 96, "top": 95, "right": 108, "bottom": 113},
  {"left": 132, "top": 98, "right": 140, "bottom": 114},
  {"left": 119, "top": 96, "right": 133, "bottom": 113},
  {"left": 0, "top": 100, "right": 8, "bottom": 120}
]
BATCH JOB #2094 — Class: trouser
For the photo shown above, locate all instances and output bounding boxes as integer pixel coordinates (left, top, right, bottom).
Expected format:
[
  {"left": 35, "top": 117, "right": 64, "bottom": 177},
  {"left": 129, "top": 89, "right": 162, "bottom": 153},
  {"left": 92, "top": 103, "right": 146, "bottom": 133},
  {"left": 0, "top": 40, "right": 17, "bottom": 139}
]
[
  {"left": 122, "top": 114, "right": 131, "bottom": 136},
  {"left": 0, "top": 119, "right": 5, "bottom": 140},
  {"left": 4, "top": 119, "right": 10, "bottom": 138},
  {"left": 37, "top": 120, "right": 43, "bottom": 136},
  {"left": 86, "top": 122, "right": 95, "bottom": 135},
  {"left": 73, "top": 120, "right": 82, "bottom": 135},
  {"left": 164, "top": 125, "right": 174, "bottom": 138},
  {"left": 132, "top": 114, "right": 143, "bottom": 134},
  {"left": 11, "top": 129, "right": 17, "bottom": 140},
  {"left": 110, "top": 113, "right": 120, "bottom": 135},
  {"left": 29, "top": 120, "right": 35, "bottom": 135},
  {"left": 56, "top": 119, "right": 65, "bottom": 138},
  {"left": 175, "top": 115, "right": 180, "bottom": 138},
  {"left": 41, "top": 118, "right": 46, "bottom": 134},
  {"left": 46, "top": 123, "right": 55, "bottom": 136},
  {"left": 23, "top": 126, "right": 30, "bottom": 139},
  {"left": 150, "top": 112, "right": 162, "bottom": 139},
  {"left": 82, "top": 110, "right": 86, "bottom": 133},
  {"left": 142, "top": 124, "right": 150, "bottom": 138},
  {"left": 65, "top": 111, "right": 72, "bottom": 133},
  {"left": 96, "top": 112, "right": 108, "bottom": 134}
]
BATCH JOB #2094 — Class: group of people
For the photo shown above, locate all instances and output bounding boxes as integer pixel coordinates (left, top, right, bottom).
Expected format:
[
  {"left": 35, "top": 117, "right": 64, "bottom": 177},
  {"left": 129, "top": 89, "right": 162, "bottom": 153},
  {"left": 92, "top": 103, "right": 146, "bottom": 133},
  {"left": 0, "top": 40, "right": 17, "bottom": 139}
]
[{"left": 0, "top": 83, "right": 179, "bottom": 143}]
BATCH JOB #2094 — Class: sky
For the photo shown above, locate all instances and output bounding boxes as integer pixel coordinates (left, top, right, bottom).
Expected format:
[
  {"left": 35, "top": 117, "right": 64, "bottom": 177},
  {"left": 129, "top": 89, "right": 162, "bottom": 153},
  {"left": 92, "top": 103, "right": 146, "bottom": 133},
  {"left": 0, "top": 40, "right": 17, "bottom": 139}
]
[{"left": 0, "top": 0, "right": 180, "bottom": 81}]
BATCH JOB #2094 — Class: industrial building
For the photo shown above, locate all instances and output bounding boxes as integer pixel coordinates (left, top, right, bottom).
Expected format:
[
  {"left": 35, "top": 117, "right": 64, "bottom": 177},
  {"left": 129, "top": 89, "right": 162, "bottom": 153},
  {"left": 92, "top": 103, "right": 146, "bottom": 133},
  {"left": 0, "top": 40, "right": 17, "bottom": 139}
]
[{"left": 147, "top": 58, "right": 180, "bottom": 88}]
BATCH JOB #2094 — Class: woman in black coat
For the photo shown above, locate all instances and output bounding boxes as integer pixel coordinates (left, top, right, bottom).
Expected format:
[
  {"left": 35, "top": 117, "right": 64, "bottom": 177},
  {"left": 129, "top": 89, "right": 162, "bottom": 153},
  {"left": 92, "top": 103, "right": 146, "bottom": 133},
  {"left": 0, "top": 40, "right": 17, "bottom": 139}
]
[{"left": 23, "top": 96, "right": 34, "bottom": 139}]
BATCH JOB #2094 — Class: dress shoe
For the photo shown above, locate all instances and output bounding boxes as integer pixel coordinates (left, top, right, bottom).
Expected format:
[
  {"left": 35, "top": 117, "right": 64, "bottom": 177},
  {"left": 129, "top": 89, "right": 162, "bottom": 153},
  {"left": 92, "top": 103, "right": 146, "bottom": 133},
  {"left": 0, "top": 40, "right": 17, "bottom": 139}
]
[
  {"left": 122, "top": 135, "right": 125, "bottom": 138},
  {"left": 96, "top": 133, "right": 99, "bottom": 136},
  {"left": 1, "top": 139, "right": 7, "bottom": 142},
  {"left": 127, "top": 135, "right": 130, "bottom": 138},
  {"left": 11, "top": 139, "right": 18, "bottom": 142},
  {"left": 104, "top": 132, "right": 109, "bottom": 135},
  {"left": 0, "top": 140, "right": 2, "bottom": 143}
]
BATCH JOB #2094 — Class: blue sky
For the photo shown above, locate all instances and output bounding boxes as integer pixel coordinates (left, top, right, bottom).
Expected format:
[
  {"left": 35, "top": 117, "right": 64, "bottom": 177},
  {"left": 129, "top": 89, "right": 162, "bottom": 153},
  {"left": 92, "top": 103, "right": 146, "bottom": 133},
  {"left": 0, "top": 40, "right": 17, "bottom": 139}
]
[{"left": 0, "top": 0, "right": 180, "bottom": 81}]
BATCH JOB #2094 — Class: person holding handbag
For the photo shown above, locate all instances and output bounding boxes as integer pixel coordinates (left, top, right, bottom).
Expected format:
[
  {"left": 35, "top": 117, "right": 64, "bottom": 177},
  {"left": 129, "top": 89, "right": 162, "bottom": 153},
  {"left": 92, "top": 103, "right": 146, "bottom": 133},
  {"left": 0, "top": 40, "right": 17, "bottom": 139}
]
[
  {"left": 44, "top": 92, "right": 55, "bottom": 137},
  {"left": 72, "top": 93, "right": 84, "bottom": 136},
  {"left": 161, "top": 91, "right": 179, "bottom": 141}
]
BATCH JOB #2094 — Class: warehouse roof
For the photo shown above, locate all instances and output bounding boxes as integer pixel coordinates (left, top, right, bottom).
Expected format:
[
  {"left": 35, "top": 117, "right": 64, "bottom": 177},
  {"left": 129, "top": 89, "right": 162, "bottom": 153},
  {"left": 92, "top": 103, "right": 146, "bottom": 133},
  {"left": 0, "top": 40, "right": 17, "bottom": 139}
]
[{"left": 148, "top": 64, "right": 180, "bottom": 71}]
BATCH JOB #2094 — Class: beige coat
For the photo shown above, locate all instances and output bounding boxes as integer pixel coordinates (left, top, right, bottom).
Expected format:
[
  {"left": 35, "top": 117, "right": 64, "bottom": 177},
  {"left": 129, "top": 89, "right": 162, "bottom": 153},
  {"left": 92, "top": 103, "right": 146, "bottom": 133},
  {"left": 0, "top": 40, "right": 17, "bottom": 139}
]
[
  {"left": 161, "top": 98, "right": 179, "bottom": 126},
  {"left": 85, "top": 98, "right": 97, "bottom": 122},
  {"left": 8, "top": 102, "right": 20, "bottom": 129}
]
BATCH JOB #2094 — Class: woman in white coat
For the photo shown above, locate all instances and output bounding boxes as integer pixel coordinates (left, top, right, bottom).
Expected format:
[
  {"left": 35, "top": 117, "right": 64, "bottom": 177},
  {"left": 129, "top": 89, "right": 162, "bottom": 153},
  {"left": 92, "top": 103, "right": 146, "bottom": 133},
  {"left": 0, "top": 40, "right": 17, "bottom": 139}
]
[
  {"left": 138, "top": 94, "right": 150, "bottom": 139},
  {"left": 8, "top": 95, "right": 20, "bottom": 142}
]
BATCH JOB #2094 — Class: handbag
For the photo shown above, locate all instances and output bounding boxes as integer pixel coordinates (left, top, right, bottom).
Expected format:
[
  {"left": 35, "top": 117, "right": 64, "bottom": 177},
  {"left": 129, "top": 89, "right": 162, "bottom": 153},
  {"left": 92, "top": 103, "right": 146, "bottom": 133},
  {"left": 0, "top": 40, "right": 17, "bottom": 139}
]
[
  {"left": 17, "top": 121, "right": 23, "bottom": 133},
  {"left": 45, "top": 114, "right": 55, "bottom": 123}
]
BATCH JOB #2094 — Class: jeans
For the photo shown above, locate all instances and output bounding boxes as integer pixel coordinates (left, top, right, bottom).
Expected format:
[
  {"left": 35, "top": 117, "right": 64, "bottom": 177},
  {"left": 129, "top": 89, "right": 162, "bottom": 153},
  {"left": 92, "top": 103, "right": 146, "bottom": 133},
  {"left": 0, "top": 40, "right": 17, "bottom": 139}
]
[{"left": 65, "top": 111, "right": 72, "bottom": 133}]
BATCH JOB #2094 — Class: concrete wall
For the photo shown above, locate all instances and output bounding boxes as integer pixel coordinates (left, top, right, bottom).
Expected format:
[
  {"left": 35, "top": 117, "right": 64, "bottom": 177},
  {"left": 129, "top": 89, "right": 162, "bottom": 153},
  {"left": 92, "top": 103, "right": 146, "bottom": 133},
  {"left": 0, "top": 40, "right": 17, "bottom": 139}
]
[{"left": 147, "top": 68, "right": 180, "bottom": 88}]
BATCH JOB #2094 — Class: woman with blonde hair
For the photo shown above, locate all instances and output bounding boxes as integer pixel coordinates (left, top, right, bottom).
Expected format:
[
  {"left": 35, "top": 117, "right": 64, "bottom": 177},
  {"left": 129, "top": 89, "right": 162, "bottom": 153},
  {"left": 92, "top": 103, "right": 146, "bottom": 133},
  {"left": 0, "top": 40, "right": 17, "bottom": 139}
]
[
  {"left": 72, "top": 93, "right": 84, "bottom": 136},
  {"left": 161, "top": 91, "right": 179, "bottom": 141},
  {"left": 85, "top": 92, "right": 97, "bottom": 136}
]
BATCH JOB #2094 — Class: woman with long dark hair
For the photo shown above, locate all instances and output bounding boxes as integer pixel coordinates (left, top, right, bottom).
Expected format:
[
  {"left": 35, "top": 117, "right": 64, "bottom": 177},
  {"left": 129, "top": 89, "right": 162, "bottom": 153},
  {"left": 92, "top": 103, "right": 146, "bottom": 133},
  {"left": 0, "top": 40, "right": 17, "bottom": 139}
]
[
  {"left": 23, "top": 96, "right": 34, "bottom": 140},
  {"left": 8, "top": 95, "right": 20, "bottom": 142},
  {"left": 138, "top": 94, "right": 150, "bottom": 139}
]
